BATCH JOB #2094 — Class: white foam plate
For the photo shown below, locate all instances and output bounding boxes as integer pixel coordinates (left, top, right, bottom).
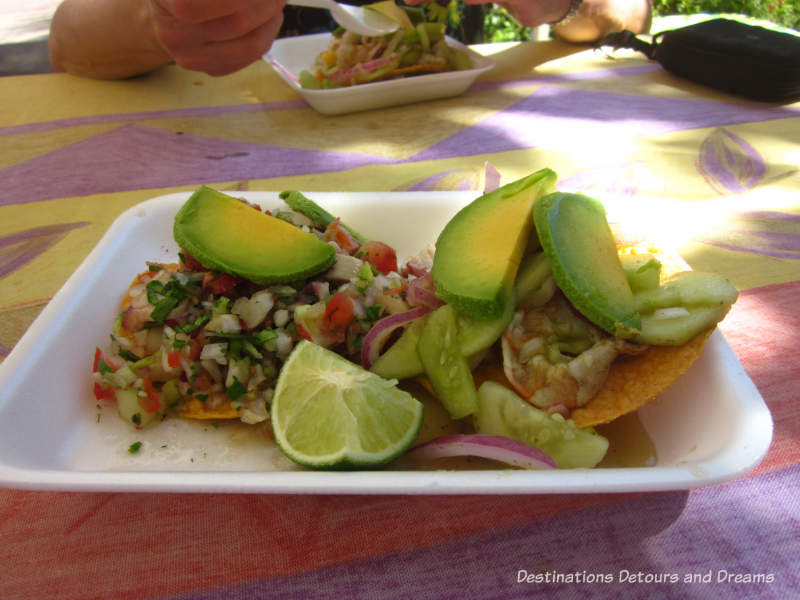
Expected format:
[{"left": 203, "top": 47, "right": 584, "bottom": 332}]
[
  {"left": 264, "top": 32, "right": 494, "bottom": 115},
  {"left": 0, "top": 191, "right": 772, "bottom": 494}
]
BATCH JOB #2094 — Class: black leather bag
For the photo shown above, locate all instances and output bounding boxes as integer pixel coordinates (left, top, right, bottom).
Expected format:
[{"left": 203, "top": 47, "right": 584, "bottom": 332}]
[{"left": 600, "top": 18, "right": 800, "bottom": 103}]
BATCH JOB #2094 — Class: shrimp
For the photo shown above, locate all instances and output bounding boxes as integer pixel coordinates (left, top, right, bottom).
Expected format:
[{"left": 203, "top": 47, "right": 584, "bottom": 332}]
[{"left": 502, "top": 292, "right": 646, "bottom": 414}]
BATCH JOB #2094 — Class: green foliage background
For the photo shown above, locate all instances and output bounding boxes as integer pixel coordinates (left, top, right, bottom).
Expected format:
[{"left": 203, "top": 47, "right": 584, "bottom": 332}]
[{"left": 467, "top": 0, "right": 800, "bottom": 43}]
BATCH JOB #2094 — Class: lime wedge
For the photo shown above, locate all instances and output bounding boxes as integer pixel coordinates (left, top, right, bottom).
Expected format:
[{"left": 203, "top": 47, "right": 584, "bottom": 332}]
[{"left": 271, "top": 340, "right": 424, "bottom": 469}]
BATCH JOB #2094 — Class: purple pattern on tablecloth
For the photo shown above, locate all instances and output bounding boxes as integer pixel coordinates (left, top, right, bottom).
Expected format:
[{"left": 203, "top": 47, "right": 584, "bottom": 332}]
[
  {"left": 0, "top": 124, "right": 391, "bottom": 206},
  {"left": 172, "top": 464, "right": 800, "bottom": 600},
  {"left": 697, "top": 128, "right": 766, "bottom": 194},
  {"left": 0, "top": 222, "right": 90, "bottom": 278},
  {"left": 2, "top": 85, "right": 798, "bottom": 207},
  {"left": 0, "top": 66, "right": 662, "bottom": 139},
  {"left": 407, "top": 86, "right": 800, "bottom": 162},
  {"left": 0, "top": 100, "right": 309, "bottom": 138}
]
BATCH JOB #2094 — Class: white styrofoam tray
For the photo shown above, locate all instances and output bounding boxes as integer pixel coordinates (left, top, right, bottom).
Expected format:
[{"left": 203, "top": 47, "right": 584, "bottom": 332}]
[
  {"left": 0, "top": 190, "right": 772, "bottom": 493},
  {"left": 264, "top": 32, "right": 494, "bottom": 115}
]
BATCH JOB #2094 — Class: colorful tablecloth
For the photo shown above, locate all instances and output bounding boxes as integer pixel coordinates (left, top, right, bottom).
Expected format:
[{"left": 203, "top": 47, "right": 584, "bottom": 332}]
[{"left": 1, "top": 38, "right": 799, "bottom": 599}]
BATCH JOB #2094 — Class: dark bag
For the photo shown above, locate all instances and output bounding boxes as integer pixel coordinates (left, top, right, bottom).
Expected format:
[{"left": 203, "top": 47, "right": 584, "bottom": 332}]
[{"left": 599, "top": 18, "right": 800, "bottom": 103}]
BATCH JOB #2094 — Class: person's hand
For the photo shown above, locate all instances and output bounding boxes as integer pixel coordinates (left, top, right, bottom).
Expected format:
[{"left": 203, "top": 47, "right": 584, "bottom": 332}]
[{"left": 148, "top": 0, "right": 288, "bottom": 76}]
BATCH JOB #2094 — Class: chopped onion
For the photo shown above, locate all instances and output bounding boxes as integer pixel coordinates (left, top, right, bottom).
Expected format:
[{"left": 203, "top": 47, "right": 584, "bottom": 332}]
[
  {"left": 406, "top": 273, "right": 444, "bottom": 310},
  {"left": 360, "top": 306, "right": 430, "bottom": 369},
  {"left": 329, "top": 56, "right": 398, "bottom": 85},
  {"left": 406, "top": 434, "right": 557, "bottom": 470}
]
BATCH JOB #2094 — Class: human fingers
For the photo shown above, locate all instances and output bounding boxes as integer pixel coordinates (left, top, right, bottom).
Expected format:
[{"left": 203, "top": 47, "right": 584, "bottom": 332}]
[
  {"left": 197, "top": 0, "right": 287, "bottom": 42},
  {"left": 153, "top": 0, "right": 257, "bottom": 24},
  {"left": 172, "top": 12, "right": 284, "bottom": 76}
]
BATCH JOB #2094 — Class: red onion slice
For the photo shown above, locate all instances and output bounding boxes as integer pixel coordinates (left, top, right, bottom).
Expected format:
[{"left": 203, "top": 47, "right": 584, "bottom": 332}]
[
  {"left": 406, "top": 434, "right": 557, "bottom": 470},
  {"left": 406, "top": 273, "right": 444, "bottom": 310},
  {"left": 360, "top": 306, "right": 430, "bottom": 369},
  {"left": 483, "top": 161, "right": 501, "bottom": 193}
]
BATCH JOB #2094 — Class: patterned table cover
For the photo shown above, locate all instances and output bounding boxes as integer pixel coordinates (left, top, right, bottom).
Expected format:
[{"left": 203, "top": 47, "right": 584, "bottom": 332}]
[{"left": 1, "top": 39, "right": 798, "bottom": 599}]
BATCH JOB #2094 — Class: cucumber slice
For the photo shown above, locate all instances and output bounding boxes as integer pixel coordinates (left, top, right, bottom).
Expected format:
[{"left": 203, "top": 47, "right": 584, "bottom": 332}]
[
  {"left": 417, "top": 305, "right": 478, "bottom": 419},
  {"left": 475, "top": 381, "right": 609, "bottom": 468},
  {"left": 619, "top": 253, "right": 662, "bottom": 293},
  {"left": 370, "top": 317, "right": 426, "bottom": 380},
  {"left": 369, "top": 299, "right": 514, "bottom": 380}
]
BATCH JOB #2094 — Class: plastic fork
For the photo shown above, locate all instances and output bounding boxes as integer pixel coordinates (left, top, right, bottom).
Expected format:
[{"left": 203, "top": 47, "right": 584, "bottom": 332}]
[{"left": 286, "top": 0, "right": 400, "bottom": 37}]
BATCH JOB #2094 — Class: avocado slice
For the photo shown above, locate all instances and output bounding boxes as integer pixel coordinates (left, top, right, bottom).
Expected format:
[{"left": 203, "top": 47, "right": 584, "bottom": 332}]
[
  {"left": 173, "top": 186, "right": 335, "bottom": 285},
  {"left": 533, "top": 192, "right": 640, "bottom": 337},
  {"left": 431, "top": 168, "right": 557, "bottom": 319}
]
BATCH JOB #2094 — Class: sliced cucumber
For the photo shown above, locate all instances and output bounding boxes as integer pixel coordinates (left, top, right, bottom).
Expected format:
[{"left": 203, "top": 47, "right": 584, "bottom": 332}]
[
  {"left": 370, "top": 299, "right": 514, "bottom": 380},
  {"left": 370, "top": 316, "right": 426, "bottom": 380},
  {"left": 417, "top": 305, "right": 478, "bottom": 419},
  {"left": 475, "top": 381, "right": 608, "bottom": 468},
  {"left": 619, "top": 253, "right": 661, "bottom": 293}
]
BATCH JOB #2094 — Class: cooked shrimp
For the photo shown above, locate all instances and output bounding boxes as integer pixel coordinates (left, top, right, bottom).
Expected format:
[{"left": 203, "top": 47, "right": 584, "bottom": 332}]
[{"left": 502, "top": 292, "right": 646, "bottom": 413}]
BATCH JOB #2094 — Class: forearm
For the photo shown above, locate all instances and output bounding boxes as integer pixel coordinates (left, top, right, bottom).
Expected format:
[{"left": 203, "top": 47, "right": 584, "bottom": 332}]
[
  {"left": 551, "top": 0, "right": 652, "bottom": 43},
  {"left": 49, "top": 0, "right": 171, "bottom": 79}
]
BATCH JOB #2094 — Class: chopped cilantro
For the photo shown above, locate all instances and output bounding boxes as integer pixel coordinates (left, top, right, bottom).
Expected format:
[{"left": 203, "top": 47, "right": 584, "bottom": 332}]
[
  {"left": 365, "top": 304, "right": 383, "bottom": 322},
  {"left": 226, "top": 377, "right": 246, "bottom": 401},
  {"left": 148, "top": 264, "right": 163, "bottom": 272},
  {"left": 118, "top": 349, "right": 141, "bottom": 363},
  {"left": 132, "top": 413, "right": 141, "bottom": 426},
  {"left": 97, "top": 359, "right": 113, "bottom": 375},
  {"left": 172, "top": 339, "right": 188, "bottom": 349},
  {"left": 146, "top": 278, "right": 190, "bottom": 324},
  {"left": 195, "top": 393, "right": 209, "bottom": 402},
  {"left": 176, "top": 314, "right": 210, "bottom": 334},
  {"left": 128, "top": 441, "right": 142, "bottom": 453}
]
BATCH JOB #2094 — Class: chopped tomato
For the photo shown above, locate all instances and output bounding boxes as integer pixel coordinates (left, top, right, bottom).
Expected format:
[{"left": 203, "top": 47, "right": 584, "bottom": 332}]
[
  {"left": 325, "top": 219, "right": 361, "bottom": 254},
  {"left": 180, "top": 252, "right": 206, "bottom": 272},
  {"left": 92, "top": 347, "right": 106, "bottom": 373},
  {"left": 188, "top": 339, "right": 202, "bottom": 361},
  {"left": 167, "top": 350, "right": 182, "bottom": 369},
  {"left": 324, "top": 292, "right": 356, "bottom": 331},
  {"left": 93, "top": 382, "right": 116, "bottom": 403},
  {"left": 296, "top": 322, "right": 313, "bottom": 341},
  {"left": 191, "top": 372, "right": 213, "bottom": 391},
  {"left": 362, "top": 241, "right": 398, "bottom": 274},
  {"left": 140, "top": 379, "right": 162, "bottom": 413},
  {"left": 204, "top": 272, "right": 241, "bottom": 295}
]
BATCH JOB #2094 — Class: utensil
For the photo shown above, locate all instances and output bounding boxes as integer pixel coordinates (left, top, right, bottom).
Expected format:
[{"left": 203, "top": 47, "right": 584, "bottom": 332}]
[{"left": 286, "top": 0, "right": 399, "bottom": 36}]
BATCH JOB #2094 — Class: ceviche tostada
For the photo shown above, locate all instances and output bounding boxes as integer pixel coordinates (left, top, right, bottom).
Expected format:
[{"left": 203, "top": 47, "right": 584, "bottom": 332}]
[
  {"left": 91, "top": 170, "right": 739, "bottom": 471},
  {"left": 298, "top": 2, "right": 473, "bottom": 89}
]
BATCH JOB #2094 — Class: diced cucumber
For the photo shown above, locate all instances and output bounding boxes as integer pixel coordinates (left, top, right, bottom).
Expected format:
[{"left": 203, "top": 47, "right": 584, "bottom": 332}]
[
  {"left": 417, "top": 305, "right": 478, "bottom": 419},
  {"left": 116, "top": 388, "right": 159, "bottom": 428},
  {"left": 448, "top": 47, "right": 472, "bottom": 71},
  {"left": 475, "top": 381, "right": 609, "bottom": 468},
  {"left": 299, "top": 70, "right": 321, "bottom": 90}
]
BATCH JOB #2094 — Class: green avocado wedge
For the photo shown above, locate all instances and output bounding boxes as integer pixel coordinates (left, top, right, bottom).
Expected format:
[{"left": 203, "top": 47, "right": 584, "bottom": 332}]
[
  {"left": 174, "top": 186, "right": 335, "bottom": 285},
  {"left": 533, "top": 192, "right": 641, "bottom": 337},
  {"left": 431, "top": 168, "right": 557, "bottom": 319}
]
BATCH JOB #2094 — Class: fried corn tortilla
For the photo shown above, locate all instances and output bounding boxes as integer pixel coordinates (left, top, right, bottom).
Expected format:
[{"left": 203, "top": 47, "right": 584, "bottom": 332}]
[{"left": 569, "top": 327, "right": 713, "bottom": 428}]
